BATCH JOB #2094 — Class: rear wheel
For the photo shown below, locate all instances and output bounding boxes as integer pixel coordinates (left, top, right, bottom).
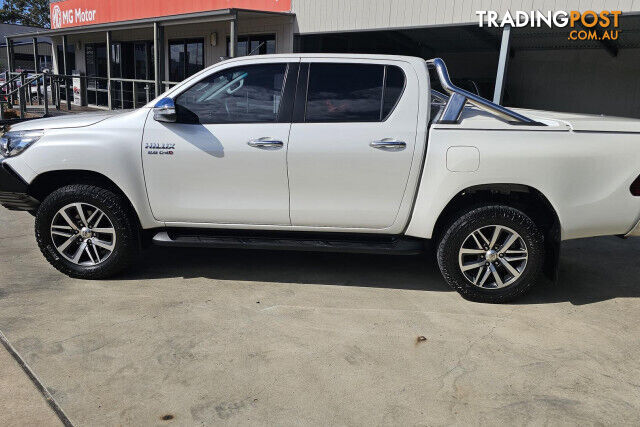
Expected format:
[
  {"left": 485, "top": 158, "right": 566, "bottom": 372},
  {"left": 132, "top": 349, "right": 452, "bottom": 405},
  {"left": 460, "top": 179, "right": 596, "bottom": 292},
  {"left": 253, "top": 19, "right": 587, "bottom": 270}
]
[
  {"left": 35, "top": 184, "right": 139, "bottom": 279},
  {"left": 437, "top": 205, "right": 544, "bottom": 303}
]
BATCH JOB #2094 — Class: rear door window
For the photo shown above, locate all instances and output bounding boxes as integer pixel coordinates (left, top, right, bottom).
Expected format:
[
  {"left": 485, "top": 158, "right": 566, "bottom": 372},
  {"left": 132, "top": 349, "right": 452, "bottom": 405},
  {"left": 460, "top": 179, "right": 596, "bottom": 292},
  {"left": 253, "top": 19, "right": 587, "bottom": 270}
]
[
  {"left": 304, "top": 63, "right": 405, "bottom": 123},
  {"left": 382, "top": 66, "right": 405, "bottom": 119}
]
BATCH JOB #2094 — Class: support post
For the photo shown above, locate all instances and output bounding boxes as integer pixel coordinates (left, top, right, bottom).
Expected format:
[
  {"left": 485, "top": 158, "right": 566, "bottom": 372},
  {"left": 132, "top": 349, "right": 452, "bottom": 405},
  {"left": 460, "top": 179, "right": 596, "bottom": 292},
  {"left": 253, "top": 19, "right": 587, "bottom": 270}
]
[
  {"left": 50, "top": 73, "right": 56, "bottom": 109},
  {"left": 4, "top": 37, "right": 10, "bottom": 74},
  {"left": 43, "top": 73, "right": 49, "bottom": 116},
  {"left": 229, "top": 17, "right": 238, "bottom": 58},
  {"left": 153, "top": 22, "right": 164, "bottom": 97},
  {"left": 493, "top": 24, "right": 511, "bottom": 105},
  {"left": 55, "top": 77, "right": 60, "bottom": 110},
  {"left": 61, "top": 34, "right": 68, "bottom": 74},
  {"left": 33, "top": 37, "right": 41, "bottom": 105},
  {"left": 6, "top": 38, "right": 15, "bottom": 104},
  {"left": 106, "top": 31, "right": 112, "bottom": 109},
  {"left": 19, "top": 73, "right": 26, "bottom": 118},
  {"left": 61, "top": 35, "right": 71, "bottom": 110}
]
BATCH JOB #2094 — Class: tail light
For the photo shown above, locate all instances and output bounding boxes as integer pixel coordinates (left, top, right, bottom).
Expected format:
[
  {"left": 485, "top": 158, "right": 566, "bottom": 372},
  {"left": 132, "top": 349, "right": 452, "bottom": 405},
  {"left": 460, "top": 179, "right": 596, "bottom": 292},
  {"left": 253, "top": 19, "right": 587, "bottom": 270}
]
[{"left": 631, "top": 174, "right": 640, "bottom": 196}]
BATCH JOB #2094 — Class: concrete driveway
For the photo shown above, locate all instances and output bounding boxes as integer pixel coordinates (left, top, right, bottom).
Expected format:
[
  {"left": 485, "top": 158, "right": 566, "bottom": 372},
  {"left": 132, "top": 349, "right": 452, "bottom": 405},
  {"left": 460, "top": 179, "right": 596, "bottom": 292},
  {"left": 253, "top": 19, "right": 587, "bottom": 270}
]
[{"left": 1, "top": 207, "right": 639, "bottom": 426}]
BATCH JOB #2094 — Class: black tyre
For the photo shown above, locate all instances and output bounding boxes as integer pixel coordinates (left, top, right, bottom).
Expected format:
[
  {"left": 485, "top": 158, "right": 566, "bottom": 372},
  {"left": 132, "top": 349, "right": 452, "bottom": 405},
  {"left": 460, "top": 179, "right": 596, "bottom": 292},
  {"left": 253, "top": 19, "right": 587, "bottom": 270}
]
[
  {"left": 437, "top": 205, "right": 544, "bottom": 303},
  {"left": 35, "top": 184, "right": 139, "bottom": 279}
]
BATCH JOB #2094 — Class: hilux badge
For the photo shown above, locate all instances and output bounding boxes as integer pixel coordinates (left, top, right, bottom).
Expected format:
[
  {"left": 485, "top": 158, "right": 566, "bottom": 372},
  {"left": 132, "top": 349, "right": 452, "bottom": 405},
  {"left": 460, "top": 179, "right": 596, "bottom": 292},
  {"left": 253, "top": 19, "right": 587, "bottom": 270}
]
[{"left": 145, "top": 143, "right": 175, "bottom": 155}]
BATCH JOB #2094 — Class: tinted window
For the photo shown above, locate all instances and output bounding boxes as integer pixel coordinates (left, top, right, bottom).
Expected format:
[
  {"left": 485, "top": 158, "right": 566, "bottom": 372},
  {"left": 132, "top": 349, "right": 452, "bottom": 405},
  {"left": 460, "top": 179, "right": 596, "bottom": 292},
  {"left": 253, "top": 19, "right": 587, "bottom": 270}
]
[
  {"left": 175, "top": 63, "right": 287, "bottom": 124},
  {"left": 169, "top": 39, "right": 204, "bottom": 82},
  {"left": 304, "top": 64, "right": 405, "bottom": 122},
  {"left": 169, "top": 43, "right": 185, "bottom": 82},
  {"left": 382, "top": 66, "right": 405, "bottom": 119},
  {"left": 227, "top": 34, "right": 276, "bottom": 57},
  {"left": 305, "top": 63, "right": 384, "bottom": 122},
  {"left": 186, "top": 41, "right": 203, "bottom": 77}
]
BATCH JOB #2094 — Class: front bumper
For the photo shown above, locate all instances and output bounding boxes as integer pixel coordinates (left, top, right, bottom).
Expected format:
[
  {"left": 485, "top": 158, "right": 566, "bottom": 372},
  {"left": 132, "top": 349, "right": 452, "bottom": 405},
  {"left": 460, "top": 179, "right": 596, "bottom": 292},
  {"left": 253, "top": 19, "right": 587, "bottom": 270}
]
[{"left": 0, "top": 160, "right": 39, "bottom": 211}]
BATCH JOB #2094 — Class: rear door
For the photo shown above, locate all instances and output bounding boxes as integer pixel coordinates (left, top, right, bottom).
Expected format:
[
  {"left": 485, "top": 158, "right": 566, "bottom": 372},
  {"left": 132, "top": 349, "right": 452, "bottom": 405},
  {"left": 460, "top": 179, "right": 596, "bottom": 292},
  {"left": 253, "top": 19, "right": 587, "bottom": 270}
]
[{"left": 287, "top": 59, "right": 419, "bottom": 229}]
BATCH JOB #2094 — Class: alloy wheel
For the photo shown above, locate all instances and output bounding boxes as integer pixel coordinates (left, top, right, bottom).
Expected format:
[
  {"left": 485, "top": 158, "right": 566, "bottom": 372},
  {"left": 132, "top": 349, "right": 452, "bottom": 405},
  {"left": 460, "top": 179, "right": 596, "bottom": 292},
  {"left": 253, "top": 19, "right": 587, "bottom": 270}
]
[
  {"left": 457, "top": 225, "right": 528, "bottom": 289},
  {"left": 50, "top": 202, "right": 116, "bottom": 266}
]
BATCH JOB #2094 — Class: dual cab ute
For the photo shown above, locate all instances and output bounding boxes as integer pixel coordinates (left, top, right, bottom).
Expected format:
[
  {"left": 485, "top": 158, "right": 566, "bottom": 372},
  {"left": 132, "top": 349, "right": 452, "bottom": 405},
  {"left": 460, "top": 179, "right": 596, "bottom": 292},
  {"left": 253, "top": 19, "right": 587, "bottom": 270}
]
[{"left": 2, "top": 54, "right": 640, "bottom": 303}]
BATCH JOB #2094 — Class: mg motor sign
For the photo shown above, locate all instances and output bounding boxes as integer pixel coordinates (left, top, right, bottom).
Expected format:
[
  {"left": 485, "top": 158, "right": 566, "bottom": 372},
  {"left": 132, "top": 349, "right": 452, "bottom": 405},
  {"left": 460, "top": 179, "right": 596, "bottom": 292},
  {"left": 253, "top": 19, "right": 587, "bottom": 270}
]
[
  {"left": 51, "top": 3, "right": 96, "bottom": 29},
  {"left": 50, "top": 0, "right": 291, "bottom": 29}
]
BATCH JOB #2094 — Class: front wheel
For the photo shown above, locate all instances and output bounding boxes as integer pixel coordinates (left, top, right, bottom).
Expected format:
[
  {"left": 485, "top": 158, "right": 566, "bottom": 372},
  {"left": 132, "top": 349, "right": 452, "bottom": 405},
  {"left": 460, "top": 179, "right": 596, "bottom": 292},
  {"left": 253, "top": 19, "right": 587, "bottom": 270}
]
[
  {"left": 437, "top": 205, "right": 544, "bottom": 303},
  {"left": 35, "top": 184, "right": 139, "bottom": 279}
]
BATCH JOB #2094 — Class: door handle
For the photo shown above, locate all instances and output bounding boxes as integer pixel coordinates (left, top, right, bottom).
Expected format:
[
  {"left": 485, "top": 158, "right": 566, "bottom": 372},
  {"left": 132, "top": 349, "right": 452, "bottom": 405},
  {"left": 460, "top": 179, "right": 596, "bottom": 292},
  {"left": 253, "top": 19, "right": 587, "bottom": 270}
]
[
  {"left": 370, "top": 139, "right": 406, "bottom": 150},
  {"left": 247, "top": 137, "right": 284, "bottom": 149}
]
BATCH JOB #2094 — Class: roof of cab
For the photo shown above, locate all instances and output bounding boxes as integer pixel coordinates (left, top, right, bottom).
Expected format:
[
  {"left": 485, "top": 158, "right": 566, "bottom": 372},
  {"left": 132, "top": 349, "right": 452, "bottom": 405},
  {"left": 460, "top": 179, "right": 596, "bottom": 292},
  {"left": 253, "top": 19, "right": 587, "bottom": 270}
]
[{"left": 220, "top": 53, "right": 427, "bottom": 65}]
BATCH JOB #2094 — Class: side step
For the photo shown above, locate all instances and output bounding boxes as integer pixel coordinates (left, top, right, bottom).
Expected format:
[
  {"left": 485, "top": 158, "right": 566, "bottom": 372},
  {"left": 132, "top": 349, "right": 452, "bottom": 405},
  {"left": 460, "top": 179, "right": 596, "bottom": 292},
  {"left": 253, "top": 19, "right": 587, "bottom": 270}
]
[{"left": 152, "top": 230, "right": 424, "bottom": 255}]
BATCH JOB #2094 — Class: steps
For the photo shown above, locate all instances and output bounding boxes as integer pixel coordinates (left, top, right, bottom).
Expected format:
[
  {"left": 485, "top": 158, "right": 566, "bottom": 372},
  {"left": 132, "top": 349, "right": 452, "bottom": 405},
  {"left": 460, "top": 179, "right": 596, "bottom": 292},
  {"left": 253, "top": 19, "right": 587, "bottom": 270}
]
[{"left": 152, "top": 230, "right": 424, "bottom": 255}]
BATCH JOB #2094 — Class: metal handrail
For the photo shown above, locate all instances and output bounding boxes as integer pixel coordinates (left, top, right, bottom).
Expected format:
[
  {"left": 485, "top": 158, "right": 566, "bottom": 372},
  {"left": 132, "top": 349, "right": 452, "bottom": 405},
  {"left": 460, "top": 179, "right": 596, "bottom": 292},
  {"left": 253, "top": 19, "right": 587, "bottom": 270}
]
[
  {"left": 111, "top": 77, "right": 155, "bottom": 84},
  {"left": 0, "top": 69, "right": 192, "bottom": 118},
  {"left": 0, "top": 73, "right": 23, "bottom": 91},
  {"left": 427, "top": 58, "right": 544, "bottom": 126},
  {"left": 2, "top": 75, "right": 41, "bottom": 97}
]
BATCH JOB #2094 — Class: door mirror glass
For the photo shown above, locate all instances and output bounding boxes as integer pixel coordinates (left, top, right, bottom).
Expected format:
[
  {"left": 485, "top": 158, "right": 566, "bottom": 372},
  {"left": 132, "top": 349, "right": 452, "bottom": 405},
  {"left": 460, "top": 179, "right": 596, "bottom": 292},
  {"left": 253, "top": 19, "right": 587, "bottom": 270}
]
[{"left": 153, "top": 97, "right": 177, "bottom": 123}]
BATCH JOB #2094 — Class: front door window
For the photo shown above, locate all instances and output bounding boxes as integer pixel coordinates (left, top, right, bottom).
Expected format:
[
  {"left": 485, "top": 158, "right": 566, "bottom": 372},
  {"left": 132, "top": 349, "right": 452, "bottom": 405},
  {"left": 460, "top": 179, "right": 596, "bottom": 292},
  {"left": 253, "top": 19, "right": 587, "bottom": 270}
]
[{"left": 174, "top": 63, "right": 287, "bottom": 124}]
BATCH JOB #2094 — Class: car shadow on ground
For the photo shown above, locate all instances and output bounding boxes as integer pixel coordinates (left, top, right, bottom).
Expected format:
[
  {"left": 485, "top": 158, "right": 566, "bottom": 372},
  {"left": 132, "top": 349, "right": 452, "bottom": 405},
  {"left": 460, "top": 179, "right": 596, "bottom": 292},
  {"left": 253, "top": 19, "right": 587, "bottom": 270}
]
[{"left": 115, "top": 236, "right": 640, "bottom": 306}]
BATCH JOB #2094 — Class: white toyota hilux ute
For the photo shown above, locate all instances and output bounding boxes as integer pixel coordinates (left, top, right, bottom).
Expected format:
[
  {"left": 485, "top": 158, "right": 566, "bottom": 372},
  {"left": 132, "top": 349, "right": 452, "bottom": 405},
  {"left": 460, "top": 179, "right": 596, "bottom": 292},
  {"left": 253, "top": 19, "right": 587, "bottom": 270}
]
[{"left": 2, "top": 54, "right": 640, "bottom": 303}]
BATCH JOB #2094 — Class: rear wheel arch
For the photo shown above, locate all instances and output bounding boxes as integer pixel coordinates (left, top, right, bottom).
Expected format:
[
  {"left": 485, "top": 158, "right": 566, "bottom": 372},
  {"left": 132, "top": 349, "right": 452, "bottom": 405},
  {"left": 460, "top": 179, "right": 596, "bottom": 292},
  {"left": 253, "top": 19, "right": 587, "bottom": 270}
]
[{"left": 432, "top": 184, "right": 561, "bottom": 281}]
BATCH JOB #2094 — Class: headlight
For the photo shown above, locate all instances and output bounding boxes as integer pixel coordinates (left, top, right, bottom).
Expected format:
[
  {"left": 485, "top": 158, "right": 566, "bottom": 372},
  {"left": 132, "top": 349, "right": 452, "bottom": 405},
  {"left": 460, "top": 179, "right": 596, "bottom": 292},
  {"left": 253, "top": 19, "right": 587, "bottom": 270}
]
[{"left": 0, "top": 129, "right": 44, "bottom": 157}]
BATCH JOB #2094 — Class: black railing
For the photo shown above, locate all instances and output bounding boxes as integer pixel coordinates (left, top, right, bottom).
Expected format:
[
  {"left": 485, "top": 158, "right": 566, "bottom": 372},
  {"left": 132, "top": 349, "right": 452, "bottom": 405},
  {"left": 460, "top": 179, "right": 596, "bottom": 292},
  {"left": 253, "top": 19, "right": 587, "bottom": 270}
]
[
  {"left": 1, "top": 71, "right": 183, "bottom": 121},
  {"left": 1, "top": 71, "right": 52, "bottom": 120}
]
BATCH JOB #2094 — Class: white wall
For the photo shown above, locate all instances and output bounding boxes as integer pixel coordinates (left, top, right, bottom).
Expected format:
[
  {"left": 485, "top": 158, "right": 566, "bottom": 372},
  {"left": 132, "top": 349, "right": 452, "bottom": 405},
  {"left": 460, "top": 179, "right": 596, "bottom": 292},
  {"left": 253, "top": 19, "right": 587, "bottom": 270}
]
[{"left": 292, "top": 0, "right": 640, "bottom": 34}]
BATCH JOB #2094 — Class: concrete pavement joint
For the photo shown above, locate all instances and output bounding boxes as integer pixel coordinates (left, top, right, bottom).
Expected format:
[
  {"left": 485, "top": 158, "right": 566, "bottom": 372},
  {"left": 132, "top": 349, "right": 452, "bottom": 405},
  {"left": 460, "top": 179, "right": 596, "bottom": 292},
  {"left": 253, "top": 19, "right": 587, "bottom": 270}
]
[{"left": 0, "top": 329, "right": 75, "bottom": 427}]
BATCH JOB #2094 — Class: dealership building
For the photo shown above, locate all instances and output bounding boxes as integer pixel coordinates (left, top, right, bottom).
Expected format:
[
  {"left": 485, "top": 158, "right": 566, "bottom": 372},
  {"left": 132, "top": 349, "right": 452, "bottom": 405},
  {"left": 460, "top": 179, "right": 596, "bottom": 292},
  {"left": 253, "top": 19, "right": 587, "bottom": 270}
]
[{"left": 5, "top": 0, "right": 640, "bottom": 117}]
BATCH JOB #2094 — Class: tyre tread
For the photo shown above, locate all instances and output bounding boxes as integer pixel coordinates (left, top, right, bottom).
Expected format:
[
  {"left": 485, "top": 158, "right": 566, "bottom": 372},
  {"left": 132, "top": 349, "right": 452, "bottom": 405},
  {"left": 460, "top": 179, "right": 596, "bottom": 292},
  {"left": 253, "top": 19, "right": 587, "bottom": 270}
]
[
  {"left": 34, "top": 184, "right": 138, "bottom": 279},
  {"left": 437, "top": 205, "right": 544, "bottom": 303}
]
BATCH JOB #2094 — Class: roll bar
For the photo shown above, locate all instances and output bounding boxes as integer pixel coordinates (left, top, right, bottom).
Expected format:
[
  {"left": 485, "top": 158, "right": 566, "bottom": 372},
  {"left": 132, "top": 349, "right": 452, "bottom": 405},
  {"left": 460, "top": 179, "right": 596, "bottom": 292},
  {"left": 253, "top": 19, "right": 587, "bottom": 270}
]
[{"left": 426, "top": 58, "right": 544, "bottom": 126}]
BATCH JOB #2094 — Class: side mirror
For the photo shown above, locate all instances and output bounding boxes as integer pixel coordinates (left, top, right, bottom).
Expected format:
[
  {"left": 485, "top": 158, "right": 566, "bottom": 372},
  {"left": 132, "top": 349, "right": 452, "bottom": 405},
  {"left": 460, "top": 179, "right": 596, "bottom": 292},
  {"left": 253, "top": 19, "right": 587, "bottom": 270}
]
[{"left": 153, "top": 97, "right": 177, "bottom": 123}]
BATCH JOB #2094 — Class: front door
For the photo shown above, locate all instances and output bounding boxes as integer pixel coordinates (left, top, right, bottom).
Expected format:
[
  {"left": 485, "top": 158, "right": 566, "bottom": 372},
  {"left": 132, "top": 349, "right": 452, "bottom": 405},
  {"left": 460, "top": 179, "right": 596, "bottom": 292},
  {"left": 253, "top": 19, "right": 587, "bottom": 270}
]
[
  {"left": 142, "top": 61, "right": 293, "bottom": 225},
  {"left": 287, "top": 60, "right": 419, "bottom": 229}
]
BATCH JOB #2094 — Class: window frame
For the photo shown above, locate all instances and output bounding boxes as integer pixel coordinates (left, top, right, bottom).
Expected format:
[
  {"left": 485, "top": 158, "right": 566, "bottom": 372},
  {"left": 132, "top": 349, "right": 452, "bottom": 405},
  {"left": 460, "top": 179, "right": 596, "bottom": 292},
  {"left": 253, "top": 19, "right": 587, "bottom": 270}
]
[
  {"left": 295, "top": 62, "right": 407, "bottom": 124},
  {"left": 168, "top": 38, "right": 205, "bottom": 82},
  {"left": 380, "top": 65, "right": 407, "bottom": 121},
  {"left": 172, "top": 62, "right": 296, "bottom": 125}
]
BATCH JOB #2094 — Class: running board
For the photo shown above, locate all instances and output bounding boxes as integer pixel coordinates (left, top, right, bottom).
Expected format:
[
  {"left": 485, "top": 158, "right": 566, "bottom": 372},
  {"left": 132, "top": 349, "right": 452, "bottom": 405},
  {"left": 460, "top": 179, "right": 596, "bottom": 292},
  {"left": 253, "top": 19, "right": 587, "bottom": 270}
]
[{"left": 152, "top": 231, "right": 424, "bottom": 255}]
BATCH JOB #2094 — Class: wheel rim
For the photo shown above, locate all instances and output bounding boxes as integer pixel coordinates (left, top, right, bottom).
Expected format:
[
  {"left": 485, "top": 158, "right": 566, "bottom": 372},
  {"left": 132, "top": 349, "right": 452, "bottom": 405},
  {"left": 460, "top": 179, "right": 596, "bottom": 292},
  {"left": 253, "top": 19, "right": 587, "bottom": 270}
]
[
  {"left": 458, "top": 225, "right": 528, "bottom": 289},
  {"left": 50, "top": 203, "right": 116, "bottom": 266}
]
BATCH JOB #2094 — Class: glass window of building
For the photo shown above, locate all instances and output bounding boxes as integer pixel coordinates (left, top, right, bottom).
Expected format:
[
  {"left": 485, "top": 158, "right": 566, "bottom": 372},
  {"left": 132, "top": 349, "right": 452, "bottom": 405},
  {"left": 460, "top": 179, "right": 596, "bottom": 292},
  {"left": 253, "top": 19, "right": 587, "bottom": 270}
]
[
  {"left": 169, "top": 39, "right": 204, "bottom": 82},
  {"left": 226, "top": 34, "right": 276, "bottom": 57}
]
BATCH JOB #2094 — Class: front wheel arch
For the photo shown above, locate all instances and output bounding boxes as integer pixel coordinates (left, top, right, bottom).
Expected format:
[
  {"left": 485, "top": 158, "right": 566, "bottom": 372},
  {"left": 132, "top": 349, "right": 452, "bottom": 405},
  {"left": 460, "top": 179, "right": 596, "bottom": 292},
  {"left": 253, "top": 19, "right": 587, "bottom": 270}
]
[
  {"left": 34, "top": 183, "right": 140, "bottom": 278},
  {"left": 27, "top": 169, "right": 142, "bottom": 236}
]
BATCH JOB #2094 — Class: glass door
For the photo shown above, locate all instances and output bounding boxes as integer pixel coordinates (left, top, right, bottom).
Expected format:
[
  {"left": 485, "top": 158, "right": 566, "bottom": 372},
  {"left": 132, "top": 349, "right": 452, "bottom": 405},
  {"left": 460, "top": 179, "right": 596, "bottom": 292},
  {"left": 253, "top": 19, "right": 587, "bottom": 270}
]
[
  {"left": 56, "top": 44, "right": 75, "bottom": 102},
  {"left": 85, "top": 43, "right": 108, "bottom": 107},
  {"left": 133, "top": 42, "right": 154, "bottom": 106}
]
